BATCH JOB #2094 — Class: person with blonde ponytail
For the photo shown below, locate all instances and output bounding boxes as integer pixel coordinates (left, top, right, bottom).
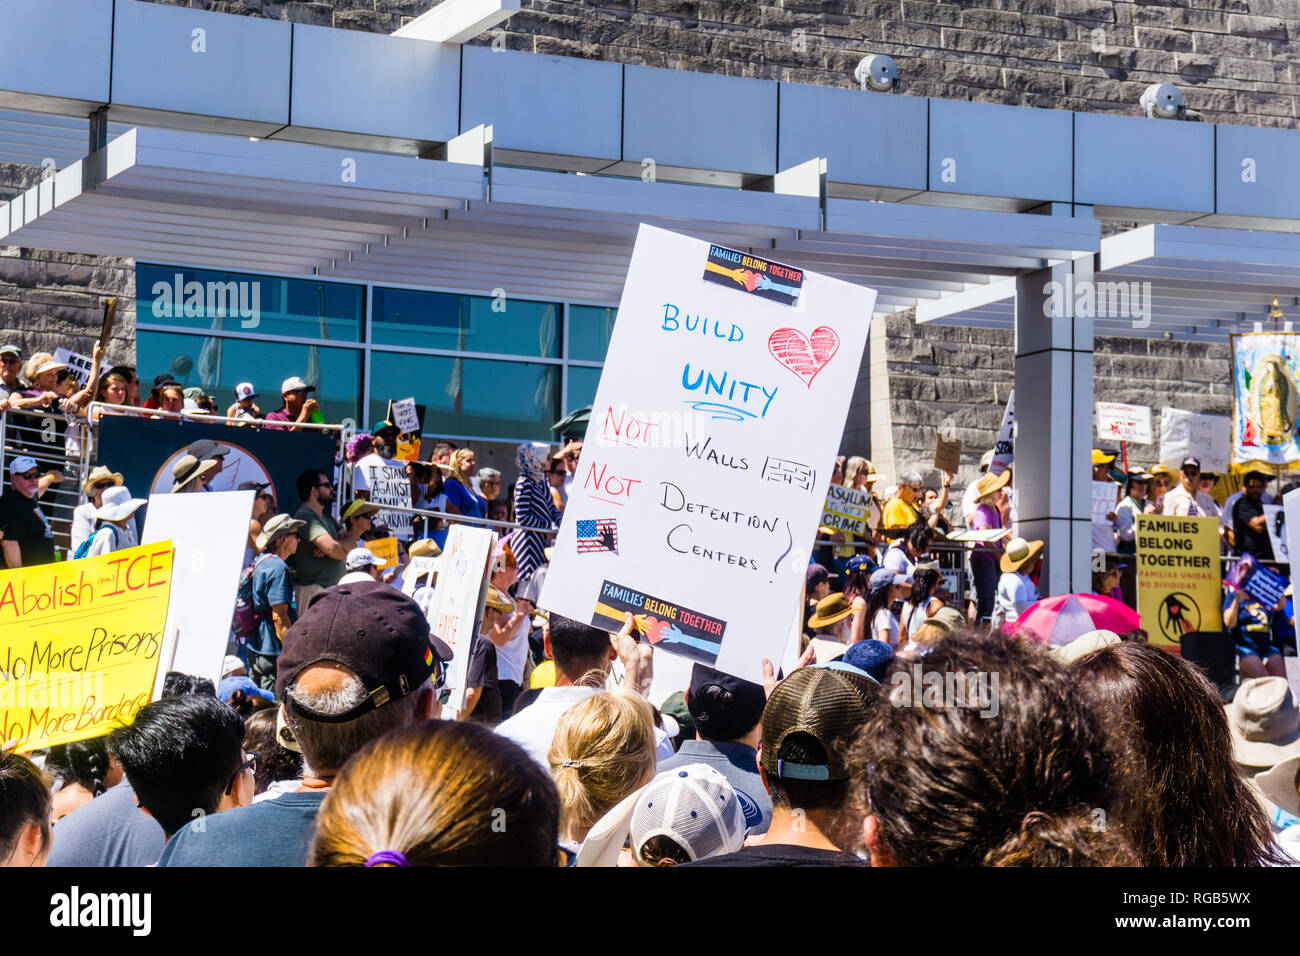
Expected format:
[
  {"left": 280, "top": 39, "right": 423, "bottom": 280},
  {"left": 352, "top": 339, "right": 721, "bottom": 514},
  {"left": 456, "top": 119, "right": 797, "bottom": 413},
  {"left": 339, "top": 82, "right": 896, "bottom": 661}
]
[
  {"left": 310, "top": 721, "right": 560, "bottom": 867},
  {"left": 548, "top": 691, "right": 658, "bottom": 854}
]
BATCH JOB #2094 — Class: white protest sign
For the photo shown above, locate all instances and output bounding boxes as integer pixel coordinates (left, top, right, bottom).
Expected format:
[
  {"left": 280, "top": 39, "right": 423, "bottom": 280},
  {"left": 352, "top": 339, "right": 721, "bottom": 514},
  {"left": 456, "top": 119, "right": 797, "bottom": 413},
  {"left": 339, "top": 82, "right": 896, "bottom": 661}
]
[
  {"left": 422, "top": 525, "right": 494, "bottom": 711},
  {"left": 1284, "top": 488, "right": 1300, "bottom": 569},
  {"left": 1160, "top": 408, "right": 1230, "bottom": 473},
  {"left": 989, "top": 390, "right": 1014, "bottom": 476},
  {"left": 391, "top": 397, "right": 420, "bottom": 435},
  {"left": 142, "top": 490, "right": 255, "bottom": 692},
  {"left": 352, "top": 453, "right": 413, "bottom": 539},
  {"left": 1092, "top": 481, "right": 1118, "bottom": 553},
  {"left": 821, "top": 484, "right": 869, "bottom": 536},
  {"left": 401, "top": 555, "right": 442, "bottom": 596},
  {"left": 1264, "top": 503, "right": 1289, "bottom": 564},
  {"left": 1096, "top": 402, "right": 1152, "bottom": 444},
  {"left": 53, "top": 347, "right": 107, "bottom": 389},
  {"left": 539, "top": 224, "right": 876, "bottom": 682}
]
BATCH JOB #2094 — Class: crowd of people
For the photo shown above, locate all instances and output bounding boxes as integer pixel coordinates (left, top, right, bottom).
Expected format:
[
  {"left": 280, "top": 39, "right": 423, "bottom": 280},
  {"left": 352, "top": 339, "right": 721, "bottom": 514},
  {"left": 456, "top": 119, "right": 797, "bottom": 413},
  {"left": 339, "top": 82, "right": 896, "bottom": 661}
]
[{"left": 2, "top": 362, "right": 1300, "bottom": 868}]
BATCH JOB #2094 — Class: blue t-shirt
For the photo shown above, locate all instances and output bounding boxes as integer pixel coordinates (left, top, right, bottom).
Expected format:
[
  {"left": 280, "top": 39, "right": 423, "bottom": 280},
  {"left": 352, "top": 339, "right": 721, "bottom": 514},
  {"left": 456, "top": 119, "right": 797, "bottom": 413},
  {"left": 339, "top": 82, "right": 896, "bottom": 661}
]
[
  {"left": 249, "top": 554, "right": 296, "bottom": 658},
  {"left": 1224, "top": 591, "right": 1284, "bottom": 660},
  {"left": 47, "top": 779, "right": 165, "bottom": 867},
  {"left": 158, "top": 791, "right": 326, "bottom": 867},
  {"left": 443, "top": 477, "right": 485, "bottom": 520}
]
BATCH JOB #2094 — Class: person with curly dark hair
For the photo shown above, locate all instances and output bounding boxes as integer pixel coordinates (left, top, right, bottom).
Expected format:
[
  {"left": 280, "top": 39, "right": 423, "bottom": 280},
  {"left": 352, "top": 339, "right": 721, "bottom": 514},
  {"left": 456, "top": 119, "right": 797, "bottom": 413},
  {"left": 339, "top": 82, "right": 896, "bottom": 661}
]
[
  {"left": 1072, "top": 640, "right": 1286, "bottom": 866},
  {"left": 853, "top": 631, "right": 1135, "bottom": 866}
]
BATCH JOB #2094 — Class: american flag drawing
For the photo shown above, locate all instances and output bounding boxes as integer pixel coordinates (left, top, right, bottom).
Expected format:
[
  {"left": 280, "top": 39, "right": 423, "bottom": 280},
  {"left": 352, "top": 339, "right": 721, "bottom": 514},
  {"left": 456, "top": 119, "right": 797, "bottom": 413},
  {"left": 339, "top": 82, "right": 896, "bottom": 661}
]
[{"left": 576, "top": 519, "right": 618, "bottom": 554}]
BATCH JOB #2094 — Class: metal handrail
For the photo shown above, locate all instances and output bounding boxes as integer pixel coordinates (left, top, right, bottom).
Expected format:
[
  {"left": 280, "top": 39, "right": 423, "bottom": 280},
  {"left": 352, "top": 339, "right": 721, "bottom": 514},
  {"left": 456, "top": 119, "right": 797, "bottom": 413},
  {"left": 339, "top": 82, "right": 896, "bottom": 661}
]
[
  {"left": 367, "top": 501, "right": 559, "bottom": 537},
  {"left": 87, "top": 401, "right": 347, "bottom": 433}
]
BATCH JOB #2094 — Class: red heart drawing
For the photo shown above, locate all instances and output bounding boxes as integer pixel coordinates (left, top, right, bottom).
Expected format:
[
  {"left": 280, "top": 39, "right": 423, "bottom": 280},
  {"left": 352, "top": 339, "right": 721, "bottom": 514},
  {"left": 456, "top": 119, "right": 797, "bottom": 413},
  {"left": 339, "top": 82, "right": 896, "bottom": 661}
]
[{"left": 768, "top": 327, "right": 840, "bottom": 387}]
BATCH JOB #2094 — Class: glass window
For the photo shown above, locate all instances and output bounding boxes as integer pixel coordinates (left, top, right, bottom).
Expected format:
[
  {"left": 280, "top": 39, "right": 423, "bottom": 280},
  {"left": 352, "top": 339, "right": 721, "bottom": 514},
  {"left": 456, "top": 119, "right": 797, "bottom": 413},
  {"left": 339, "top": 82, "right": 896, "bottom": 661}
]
[
  {"left": 136, "top": 264, "right": 364, "bottom": 342},
  {"left": 568, "top": 305, "right": 617, "bottom": 361},
  {"left": 135, "top": 330, "right": 363, "bottom": 426},
  {"left": 565, "top": 366, "right": 602, "bottom": 414},
  {"left": 369, "top": 351, "right": 560, "bottom": 441},
  {"left": 371, "top": 287, "right": 560, "bottom": 358}
]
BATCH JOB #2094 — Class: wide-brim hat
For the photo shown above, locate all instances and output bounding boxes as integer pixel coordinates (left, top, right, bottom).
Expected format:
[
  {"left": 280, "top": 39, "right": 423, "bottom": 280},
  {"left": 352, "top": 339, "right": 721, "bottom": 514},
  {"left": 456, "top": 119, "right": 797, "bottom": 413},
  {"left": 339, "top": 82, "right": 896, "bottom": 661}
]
[
  {"left": 1255, "top": 754, "right": 1300, "bottom": 819},
  {"left": 927, "top": 606, "right": 967, "bottom": 634},
  {"left": 973, "top": 468, "right": 1011, "bottom": 502},
  {"left": 1050, "top": 628, "right": 1121, "bottom": 665},
  {"left": 1000, "top": 537, "right": 1044, "bottom": 574},
  {"left": 171, "top": 455, "right": 219, "bottom": 492},
  {"left": 82, "top": 465, "right": 124, "bottom": 494},
  {"left": 94, "top": 485, "right": 147, "bottom": 522},
  {"left": 187, "top": 438, "right": 232, "bottom": 460},
  {"left": 807, "top": 593, "right": 854, "bottom": 629},
  {"left": 256, "top": 513, "right": 306, "bottom": 551},
  {"left": 408, "top": 538, "right": 442, "bottom": 559},
  {"left": 484, "top": 586, "right": 515, "bottom": 614},
  {"left": 1227, "top": 677, "right": 1300, "bottom": 768},
  {"left": 34, "top": 359, "right": 68, "bottom": 377}
]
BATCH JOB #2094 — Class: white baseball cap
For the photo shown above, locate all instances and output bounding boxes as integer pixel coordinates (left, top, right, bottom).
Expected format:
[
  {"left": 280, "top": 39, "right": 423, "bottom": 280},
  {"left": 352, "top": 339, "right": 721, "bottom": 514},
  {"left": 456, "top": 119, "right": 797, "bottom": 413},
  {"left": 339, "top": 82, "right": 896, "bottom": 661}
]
[
  {"left": 345, "top": 547, "right": 382, "bottom": 571},
  {"left": 235, "top": 382, "right": 258, "bottom": 401},
  {"left": 281, "top": 376, "right": 316, "bottom": 394}
]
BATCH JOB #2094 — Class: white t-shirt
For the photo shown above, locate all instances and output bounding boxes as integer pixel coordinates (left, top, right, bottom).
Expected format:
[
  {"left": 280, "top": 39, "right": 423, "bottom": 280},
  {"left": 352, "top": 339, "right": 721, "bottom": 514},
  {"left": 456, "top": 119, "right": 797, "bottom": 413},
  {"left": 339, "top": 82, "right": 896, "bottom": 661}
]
[
  {"left": 496, "top": 685, "right": 601, "bottom": 769},
  {"left": 872, "top": 607, "right": 901, "bottom": 647},
  {"left": 993, "top": 571, "right": 1039, "bottom": 629},
  {"left": 352, "top": 453, "right": 413, "bottom": 539},
  {"left": 495, "top": 614, "right": 532, "bottom": 686}
]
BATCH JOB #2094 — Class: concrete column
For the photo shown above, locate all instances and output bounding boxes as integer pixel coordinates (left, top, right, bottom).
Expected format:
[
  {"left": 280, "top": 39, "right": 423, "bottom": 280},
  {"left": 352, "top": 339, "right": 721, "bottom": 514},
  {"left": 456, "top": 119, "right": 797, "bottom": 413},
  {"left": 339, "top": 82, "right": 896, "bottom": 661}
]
[{"left": 1013, "top": 257, "right": 1094, "bottom": 596}]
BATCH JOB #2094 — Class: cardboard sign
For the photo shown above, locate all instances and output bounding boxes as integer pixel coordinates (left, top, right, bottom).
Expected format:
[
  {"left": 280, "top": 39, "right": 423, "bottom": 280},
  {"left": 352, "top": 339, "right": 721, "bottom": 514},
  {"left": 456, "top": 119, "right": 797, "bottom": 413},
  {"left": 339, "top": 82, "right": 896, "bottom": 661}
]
[
  {"left": 391, "top": 397, "right": 420, "bottom": 435},
  {"left": 539, "top": 224, "right": 876, "bottom": 682},
  {"left": 1096, "top": 402, "right": 1152, "bottom": 444},
  {"left": 989, "top": 390, "right": 1015, "bottom": 476},
  {"left": 1160, "top": 407, "right": 1230, "bottom": 474},
  {"left": 1092, "top": 481, "right": 1118, "bottom": 553},
  {"left": 1136, "top": 515, "right": 1221, "bottom": 650},
  {"left": 352, "top": 453, "right": 413, "bottom": 540},
  {"left": 934, "top": 432, "right": 961, "bottom": 474},
  {"left": 1263, "top": 503, "right": 1289, "bottom": 565},
  {"left": 53, "top": 347, "right": 108, "bottom": 389},
  {"left": 821, "top": 485, "right": 870, "bottom": 536},
  {"left": 364, "top": 536, "right": 400, "bottom": 569},
  {"left": 422, "top": 525, "right": 494, "bottom": 711},
  {"left": 141, "top": 491, "right": 254, "bottom": 692},
  {"left": 0, "top": 542, "right": 175, "bottom": 752}
]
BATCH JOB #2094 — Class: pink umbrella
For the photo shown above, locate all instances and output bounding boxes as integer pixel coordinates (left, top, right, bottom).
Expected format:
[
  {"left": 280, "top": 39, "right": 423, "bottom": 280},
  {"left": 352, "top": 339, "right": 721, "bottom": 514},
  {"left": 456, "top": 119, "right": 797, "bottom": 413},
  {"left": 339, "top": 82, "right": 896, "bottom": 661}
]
[{"left": 1002, "top": 593, "right": 1141, "bottom": 646}]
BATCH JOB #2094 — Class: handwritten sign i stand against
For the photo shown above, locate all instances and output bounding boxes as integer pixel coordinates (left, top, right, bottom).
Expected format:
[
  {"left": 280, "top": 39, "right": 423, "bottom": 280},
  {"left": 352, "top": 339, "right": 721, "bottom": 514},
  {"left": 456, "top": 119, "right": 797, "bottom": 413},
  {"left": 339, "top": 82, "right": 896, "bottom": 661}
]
[{"left": 539, "top": 224, "right": 876, "bottom": 681}]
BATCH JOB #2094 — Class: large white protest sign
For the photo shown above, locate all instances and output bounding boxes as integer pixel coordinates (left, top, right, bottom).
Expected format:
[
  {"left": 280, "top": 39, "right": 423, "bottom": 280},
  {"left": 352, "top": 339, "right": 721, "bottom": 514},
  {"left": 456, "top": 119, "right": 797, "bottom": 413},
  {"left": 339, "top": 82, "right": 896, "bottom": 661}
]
[
  {"left": 1285, "top": 488, "right": 1300, "bottom": 570},
  {"left": 352, "top": 453, "right": 413, "bottom": 539},
  {"left": 539, "top": 224, "right": 875, "bottom": 682},
  {"left": 1160, "top": 408, "right": 1230, "bottom": 473},
  {"left": 391, "top": 397, "right": 420, "bottom": 435},
  {"left": 422, "top": 525, "right": 494, "bottom": 712},
  {"left": 821, "top": 484, "right": 870, "bottom": 536},
  {"left": 1264, "top": 503, "right": 1289, "bottom": 564},
  {"left": 989, "top": 390, "right": 1015, "bottom": 476},
  {"left": 1096, "top": 402, "right": 1152, "bottom": 444},
  {"left": 142, "top": 490, "right": 254, "bottom": 692},
  {"left": 1092, "top": 481, "right": 1118, "bottom": 553}
]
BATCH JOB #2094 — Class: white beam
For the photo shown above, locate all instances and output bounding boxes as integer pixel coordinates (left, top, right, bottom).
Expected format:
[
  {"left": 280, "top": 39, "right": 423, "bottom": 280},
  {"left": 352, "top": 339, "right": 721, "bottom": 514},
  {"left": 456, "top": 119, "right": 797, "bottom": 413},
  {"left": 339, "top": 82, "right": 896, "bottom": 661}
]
[{"left": 394, "top": 0, "right": 520, "bottom": 44}]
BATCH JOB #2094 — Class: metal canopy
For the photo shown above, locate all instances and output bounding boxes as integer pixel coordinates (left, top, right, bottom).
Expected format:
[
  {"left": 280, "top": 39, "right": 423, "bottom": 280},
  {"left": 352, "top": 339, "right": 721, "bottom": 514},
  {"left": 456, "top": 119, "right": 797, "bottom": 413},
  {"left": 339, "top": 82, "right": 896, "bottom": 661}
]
[
  {"left": 0, "top": 127, "right": 1103, "bottom": 314},
  {"left": 918, "top": 224, "right": 1300, "bottom": 342}
]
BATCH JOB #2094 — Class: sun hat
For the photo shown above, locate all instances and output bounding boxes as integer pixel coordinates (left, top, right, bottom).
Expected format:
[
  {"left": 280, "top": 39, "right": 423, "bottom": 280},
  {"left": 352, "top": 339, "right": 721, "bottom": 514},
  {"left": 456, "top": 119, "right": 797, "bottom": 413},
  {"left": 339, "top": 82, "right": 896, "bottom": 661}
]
[
  {"left": 34, "top": 358, "right": 68, "bottom": 377},
  {"left": 1255, "top": 754, "right": 1300, "bottom": 819},
  {"left": 345, "top": 547, "right": 383, "bottom": 572},
  {"left": 927, "top": 606, "right": 967, "bottom": 633},
  {"left": 171, "top": 454, "right": 219, "bottom": 492},
  {"left": 408, "top": 538, "right": 442, "bottom": 559},
  {"left": 255, "top": 513, "right": 306, "bottom": 551},
  {"left": 82, "top": 465, "right": 124, "bottom": 494},
  {"left": 807, "top": 593, "right": 854, "bottom": 629},
  {"left": 187, "top": 438, "right": 232, "bottom": 460},
  {"left": 94, "top": 485, "right": 147, "bottom": 522},
  {"left": 275, "top": 581, "right": 453, "bottom": 721},
  {"left": 341, "top": 499, "right": 381, "bottom": 522},
  {"left": 280, "top": 376, "right": 316, "bottom": 394},
  {"left": 759, "top": 666, "right": 877, "bottom": 782},
  {"left": 484, "top": 586, "right": 515, "bottom": 615},
  {"left": 1050, "top": 628, "right": 1121, "bottom": 665},
  {"left": 1226, "top": 677, "right": 1300, "bottom": 768},
  {"left": 973, "top": 469, "right": 1011, "bottom": 502},
  {"left": 999, "top": 537, "right": 1045, "bottom": 574},
  {"left": 1091, "top": 449, "right": 1116, "bottom": 465}
]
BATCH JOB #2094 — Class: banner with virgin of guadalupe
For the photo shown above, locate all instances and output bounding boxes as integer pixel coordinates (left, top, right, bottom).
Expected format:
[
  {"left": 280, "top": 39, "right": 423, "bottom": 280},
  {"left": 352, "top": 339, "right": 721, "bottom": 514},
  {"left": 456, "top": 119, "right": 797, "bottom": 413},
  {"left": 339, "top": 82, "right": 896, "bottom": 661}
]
[{"left": 1231, "top": 333, "right": 1300, "bottom": 467}]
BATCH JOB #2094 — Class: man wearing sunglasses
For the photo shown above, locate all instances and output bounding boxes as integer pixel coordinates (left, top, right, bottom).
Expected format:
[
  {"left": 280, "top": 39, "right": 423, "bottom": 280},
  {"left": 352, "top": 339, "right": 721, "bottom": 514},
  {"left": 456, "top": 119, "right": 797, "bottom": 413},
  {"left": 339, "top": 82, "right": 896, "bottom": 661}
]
[
  {"left": 292, "top": 468, "right": 361, "bottom": 611},
  {"left": 0, "top": 455, "right": 61, "bottom": 568},
  {"left": 0, "top": 343, "right": 21, "bottom": 410}
]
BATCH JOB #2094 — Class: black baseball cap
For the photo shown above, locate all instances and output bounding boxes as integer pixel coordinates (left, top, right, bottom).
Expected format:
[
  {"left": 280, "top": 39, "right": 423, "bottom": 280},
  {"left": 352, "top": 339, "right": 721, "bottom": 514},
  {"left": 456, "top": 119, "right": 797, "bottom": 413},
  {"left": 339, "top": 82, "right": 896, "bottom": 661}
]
[
  {"left": 238, "top": 480, "right": 271, "bottom": 493},
  {"left": 152, "top": 373, "right": 179, "bottom": 391},
  {"left": 687, "top": 663, "right": 766, "bottom": 742},
  {"left": 276, "top": 581, "right": 452, "bottom": 723}
]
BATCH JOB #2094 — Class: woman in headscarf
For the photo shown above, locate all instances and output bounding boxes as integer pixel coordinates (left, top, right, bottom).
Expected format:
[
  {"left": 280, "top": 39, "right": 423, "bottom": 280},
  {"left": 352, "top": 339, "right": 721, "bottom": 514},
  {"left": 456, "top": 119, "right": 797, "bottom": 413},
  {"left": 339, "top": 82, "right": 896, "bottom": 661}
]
[{"left": 511, "top": 442, "right": 562, "bottom": 585}]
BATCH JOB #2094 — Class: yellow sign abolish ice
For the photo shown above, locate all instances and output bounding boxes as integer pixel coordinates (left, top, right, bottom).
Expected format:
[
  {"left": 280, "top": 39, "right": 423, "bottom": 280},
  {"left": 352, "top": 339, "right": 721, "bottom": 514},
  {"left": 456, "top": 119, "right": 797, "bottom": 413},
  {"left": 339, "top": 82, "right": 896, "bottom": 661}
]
[{"left": 0, "top": 541, "right": 175, "bottom": 752}]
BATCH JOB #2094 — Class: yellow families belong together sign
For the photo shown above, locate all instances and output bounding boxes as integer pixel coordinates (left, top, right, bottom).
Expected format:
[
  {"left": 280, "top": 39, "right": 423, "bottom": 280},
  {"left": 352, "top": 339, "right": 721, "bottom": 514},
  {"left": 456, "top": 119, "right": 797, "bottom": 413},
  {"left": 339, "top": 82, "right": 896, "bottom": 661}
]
[{"left": 0, "top": 542, "right": 175, "bottom": 752}]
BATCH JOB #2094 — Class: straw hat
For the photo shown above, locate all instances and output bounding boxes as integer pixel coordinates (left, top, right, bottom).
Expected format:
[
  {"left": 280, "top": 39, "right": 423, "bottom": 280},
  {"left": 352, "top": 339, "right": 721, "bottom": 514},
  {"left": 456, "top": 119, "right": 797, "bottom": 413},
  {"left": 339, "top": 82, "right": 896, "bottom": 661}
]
[
  {"left": 256, "top": 513, "right": 305, "bottom": 551},
  {"left": 1255, "top": 754, "right": 1300, "bottom": 819},
  {"left": 484, "top": 586, "right": 515, "bottom": 614},
  {"left": 82, "top": 465, "right": 123, "bottom": 495},
  {"left": 1050, "top": 629, "right": 1121, "bottom": 665},
  {"left": 171, "top": 454, "right": 219, "bottom": 492},
  {"left": 807, "top": 593, "right": 854, "bottom": 629},
  {"left": 972, "top": 469, "right": 1010, "bottom": 503},
  {"left": 999, "top": 537, "right": 1044, "bottom": 574},
  {"left": 1226, "top": 677, "right": 1300, "bottom": 768},
  {"left": 927, "top": 606, "right": 967, "bottom": 634},
  {"left": 408, "top": 538, "right": 442, "bottom": 558}
]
